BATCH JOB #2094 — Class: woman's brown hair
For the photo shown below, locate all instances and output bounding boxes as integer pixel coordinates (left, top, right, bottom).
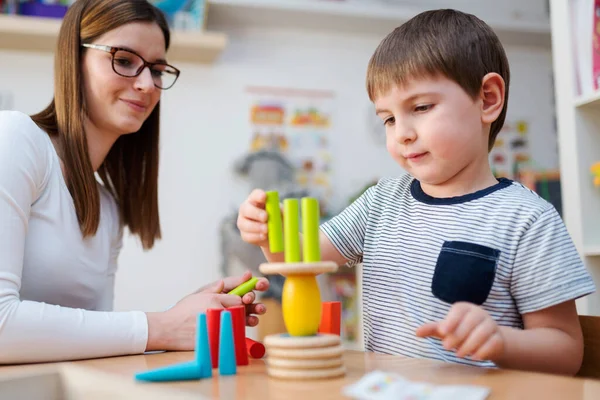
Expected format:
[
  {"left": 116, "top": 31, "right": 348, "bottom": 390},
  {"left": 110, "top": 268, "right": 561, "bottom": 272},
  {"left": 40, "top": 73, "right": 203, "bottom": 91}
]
[{"left": 31, "top": 0, "right": 169, "bottom": 249}]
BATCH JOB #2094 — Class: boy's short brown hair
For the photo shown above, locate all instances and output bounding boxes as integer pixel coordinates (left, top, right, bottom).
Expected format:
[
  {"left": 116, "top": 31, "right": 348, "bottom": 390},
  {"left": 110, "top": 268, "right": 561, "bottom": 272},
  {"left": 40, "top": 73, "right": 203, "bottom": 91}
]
[{"left": 366, "top": 9, "right": 510, "bottom": 151}]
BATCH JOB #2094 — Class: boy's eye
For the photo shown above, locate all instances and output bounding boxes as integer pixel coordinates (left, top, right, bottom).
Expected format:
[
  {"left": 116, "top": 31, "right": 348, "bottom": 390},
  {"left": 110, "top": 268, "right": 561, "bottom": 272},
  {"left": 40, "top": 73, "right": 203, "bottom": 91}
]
[
  {"left": 383, "top": 116, "right": 395, "bottom": 126},
  {"left": 414, "top": 104, "right": 433, "bottom": 112}
]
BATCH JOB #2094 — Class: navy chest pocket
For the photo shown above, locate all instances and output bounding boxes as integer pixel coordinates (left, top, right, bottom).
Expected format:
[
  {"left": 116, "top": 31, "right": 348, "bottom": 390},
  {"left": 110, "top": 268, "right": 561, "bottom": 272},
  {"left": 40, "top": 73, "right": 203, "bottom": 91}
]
[{"left": 431, "top": 241, "right": 500, "bottom": 305}]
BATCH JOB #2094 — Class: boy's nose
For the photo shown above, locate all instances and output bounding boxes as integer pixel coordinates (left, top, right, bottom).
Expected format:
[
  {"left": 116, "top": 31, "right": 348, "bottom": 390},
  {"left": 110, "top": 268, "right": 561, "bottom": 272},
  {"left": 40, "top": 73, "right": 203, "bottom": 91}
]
[{"left": 395, "top": 124, "right": 417, "bottom": 143}]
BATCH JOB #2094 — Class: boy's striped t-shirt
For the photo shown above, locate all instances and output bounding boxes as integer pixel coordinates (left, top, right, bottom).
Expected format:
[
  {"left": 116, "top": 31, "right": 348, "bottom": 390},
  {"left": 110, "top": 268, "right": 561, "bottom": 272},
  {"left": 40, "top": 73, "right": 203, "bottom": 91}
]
[{"left": 320, "top": 175, "right": 595, "bottom": 367}]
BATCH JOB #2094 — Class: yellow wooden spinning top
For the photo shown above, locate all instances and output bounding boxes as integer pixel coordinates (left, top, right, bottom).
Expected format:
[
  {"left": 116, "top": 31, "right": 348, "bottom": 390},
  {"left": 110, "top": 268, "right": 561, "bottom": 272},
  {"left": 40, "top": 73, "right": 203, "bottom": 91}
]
[{"left": 259, "top": 192, "right": 337, "bottom": 336}]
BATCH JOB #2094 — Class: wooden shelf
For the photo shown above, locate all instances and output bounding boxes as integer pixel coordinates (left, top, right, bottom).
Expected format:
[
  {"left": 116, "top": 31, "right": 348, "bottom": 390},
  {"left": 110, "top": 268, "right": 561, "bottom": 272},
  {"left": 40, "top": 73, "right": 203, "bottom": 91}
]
[
  {"left": 168, "top": 29, "right": 228, "bottom": 64},
  {"left": 0, "top": 14, "right": 227, "bottom": 64},
  {"left": 207, "top": 0, "right": 552, "bottom": 48},
  {"left": 575, "top": 91, "right": 600, "bottom": 108}
]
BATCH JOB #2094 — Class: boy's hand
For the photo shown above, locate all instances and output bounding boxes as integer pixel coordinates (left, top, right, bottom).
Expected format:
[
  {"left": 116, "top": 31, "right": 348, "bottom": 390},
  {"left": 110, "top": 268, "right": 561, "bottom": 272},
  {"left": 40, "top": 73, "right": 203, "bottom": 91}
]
[
  {"left": 415, "top": 302, "right": 505, "bottom": 362},
  {"left": 237, "top": 189, "right": 269, "bottom": 248}
]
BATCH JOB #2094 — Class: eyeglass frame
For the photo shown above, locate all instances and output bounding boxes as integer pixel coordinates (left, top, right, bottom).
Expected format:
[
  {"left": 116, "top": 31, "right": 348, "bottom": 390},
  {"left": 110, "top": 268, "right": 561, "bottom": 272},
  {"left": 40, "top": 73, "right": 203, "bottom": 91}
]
[{"left": 81, "top": 43, "right": 181, "bottom": 90}]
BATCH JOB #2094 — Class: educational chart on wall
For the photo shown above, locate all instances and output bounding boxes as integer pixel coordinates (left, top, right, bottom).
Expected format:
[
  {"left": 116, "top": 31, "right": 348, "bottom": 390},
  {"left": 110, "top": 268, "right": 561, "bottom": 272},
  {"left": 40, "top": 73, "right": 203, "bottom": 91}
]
[
  {"left": 245, "top": 86, "right": 335, "bottom": 217},
  {"left": 489, "top": 118, "right": 532, "bottom": 179}
]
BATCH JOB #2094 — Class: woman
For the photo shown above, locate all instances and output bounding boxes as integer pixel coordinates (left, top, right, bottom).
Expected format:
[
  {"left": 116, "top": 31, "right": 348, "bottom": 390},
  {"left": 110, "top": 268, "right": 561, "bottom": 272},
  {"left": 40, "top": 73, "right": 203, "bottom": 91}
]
[{"left": 0, "top": 0, "right": 268, "bottom": 364}]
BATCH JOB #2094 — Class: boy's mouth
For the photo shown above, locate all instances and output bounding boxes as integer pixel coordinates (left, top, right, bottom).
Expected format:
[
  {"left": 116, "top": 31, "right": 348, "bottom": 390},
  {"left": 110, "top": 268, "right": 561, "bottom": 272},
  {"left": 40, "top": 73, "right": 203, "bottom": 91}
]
[{"left": 405, "top": 152, "right": 428, "bottom": 161}]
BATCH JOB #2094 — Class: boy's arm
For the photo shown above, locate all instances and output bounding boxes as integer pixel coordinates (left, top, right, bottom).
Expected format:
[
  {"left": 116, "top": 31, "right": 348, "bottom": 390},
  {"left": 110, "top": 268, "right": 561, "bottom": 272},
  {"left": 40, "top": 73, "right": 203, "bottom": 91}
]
[
  {"left": 260, "top": 231, "right": 349, "bottom": 266},
  {"left": 495, "top": 206, "right": 592, "bottom": 375},
  {"left": 320, "top": 232, "right": 352, "bottom": 265},
  {"left": 495, "top": 299, "right": 583, "bottom": 375}
]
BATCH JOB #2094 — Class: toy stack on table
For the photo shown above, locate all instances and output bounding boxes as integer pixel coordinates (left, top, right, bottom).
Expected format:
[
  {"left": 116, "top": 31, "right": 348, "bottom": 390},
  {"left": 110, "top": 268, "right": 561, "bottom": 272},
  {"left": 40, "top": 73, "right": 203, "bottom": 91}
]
[
  {"left": 259, "top": 191, "right": 345, "bottom": 380},
  {"left": 133, "top": 191, "right": 342, "bottom": 382}
]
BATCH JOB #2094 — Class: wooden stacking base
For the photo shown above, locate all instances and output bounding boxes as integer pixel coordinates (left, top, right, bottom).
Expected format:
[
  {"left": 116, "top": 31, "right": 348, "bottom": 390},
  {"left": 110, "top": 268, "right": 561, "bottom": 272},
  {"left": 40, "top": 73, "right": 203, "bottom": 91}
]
[
  {"left": 259, "top": 261, "right": 338, "bottom": 276},
  {"left": 264, "top": 333, "right": 346, "bottom": 380}
]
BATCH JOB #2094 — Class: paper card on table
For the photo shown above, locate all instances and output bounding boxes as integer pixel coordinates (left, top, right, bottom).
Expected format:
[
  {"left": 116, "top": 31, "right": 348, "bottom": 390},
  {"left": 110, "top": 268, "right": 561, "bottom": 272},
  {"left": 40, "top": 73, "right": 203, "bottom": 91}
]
[{"left": 342, "top": 370, "right": 490, "bottom": 400}]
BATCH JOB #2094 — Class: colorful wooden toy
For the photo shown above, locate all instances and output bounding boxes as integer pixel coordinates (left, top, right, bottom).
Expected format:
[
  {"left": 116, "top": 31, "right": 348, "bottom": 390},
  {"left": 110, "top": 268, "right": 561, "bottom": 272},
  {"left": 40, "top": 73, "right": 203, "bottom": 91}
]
[
  {"left": 245, "top": 337, "right": 266, "bottom": 359},
  {"left": 319, "top": 301, "right": 342, "bottom": 336},
  {"left": 206, "top": 308, "right": 223, "bottom": 369},
  {"left": 218, "top": 311, "right": 237, "bottom": 376},
  {"left": 227, "top": 276, "right": 259, "bottom": 296},
  {"left": 228, "top": 305, "right": 249, "bottom": 366},
  {"left": 135, "top": 309, "right": 252, "bottom": 382},
  {"left": 135, "top": 313, "right": 212, "bottom": 382},
  {"left": 266, "top": 191, "right": 284, "bottom": 253},
  {"left": 208, "top": 305, "right": 259, "bottom": 368},
  {"left": 259, "top": 193, "right": 345, "bottom": 380}
]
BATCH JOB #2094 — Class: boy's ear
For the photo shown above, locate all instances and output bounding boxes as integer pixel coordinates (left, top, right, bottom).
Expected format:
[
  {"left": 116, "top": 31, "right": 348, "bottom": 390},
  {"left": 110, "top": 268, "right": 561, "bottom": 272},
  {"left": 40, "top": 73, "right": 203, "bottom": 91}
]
[{"left": 480, "top": 73, "right": 505, "bottom": 124}]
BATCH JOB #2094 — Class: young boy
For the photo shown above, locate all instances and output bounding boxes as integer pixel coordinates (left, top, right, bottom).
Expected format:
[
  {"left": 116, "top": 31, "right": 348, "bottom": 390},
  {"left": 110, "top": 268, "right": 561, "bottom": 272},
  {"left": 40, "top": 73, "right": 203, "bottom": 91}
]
[{"left": 236, "top": 9, "right": 595, "bottom": 375}]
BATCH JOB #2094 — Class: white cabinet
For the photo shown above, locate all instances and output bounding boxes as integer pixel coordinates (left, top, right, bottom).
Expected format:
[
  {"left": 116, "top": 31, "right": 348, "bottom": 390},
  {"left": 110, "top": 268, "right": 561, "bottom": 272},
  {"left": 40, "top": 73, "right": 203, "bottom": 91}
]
[{"left": 550, "top": 0, "right": 600, "bottom": 314}]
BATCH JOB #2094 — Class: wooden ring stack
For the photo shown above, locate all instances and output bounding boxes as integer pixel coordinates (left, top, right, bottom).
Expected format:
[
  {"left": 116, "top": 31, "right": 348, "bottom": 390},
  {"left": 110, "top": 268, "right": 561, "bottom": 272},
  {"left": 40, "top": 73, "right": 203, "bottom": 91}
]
[{"left": 263, "top": 333, "right": 345, "bottom": 380}]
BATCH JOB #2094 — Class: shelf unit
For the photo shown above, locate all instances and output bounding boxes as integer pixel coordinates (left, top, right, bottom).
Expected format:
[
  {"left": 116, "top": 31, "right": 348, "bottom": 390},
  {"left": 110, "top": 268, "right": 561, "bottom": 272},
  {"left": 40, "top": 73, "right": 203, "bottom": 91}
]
[
  {"left": 0, "top": 2, "right": 552, "bottom": 61},
  {"left": 574, "top": 91, "right": 600, "bottom": 108},
  {"left": 550, "top": 0, "right": 600, "bottom": 315},
  {"left": 207, "top": 0, "right": 552, "bottom": 48},
  {"left": 0, "top": 14, "right": 227, "bottom": 64},
  {"left": 585, "top": 246, "right": 600, "bottom": 257}
]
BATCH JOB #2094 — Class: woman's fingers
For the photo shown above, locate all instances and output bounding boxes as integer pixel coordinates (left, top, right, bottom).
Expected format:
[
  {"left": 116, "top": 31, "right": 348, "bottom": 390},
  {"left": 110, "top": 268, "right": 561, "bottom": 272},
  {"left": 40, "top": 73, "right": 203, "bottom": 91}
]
[{"left": 246, "top": 302, "right": 267, "bottom": 315}]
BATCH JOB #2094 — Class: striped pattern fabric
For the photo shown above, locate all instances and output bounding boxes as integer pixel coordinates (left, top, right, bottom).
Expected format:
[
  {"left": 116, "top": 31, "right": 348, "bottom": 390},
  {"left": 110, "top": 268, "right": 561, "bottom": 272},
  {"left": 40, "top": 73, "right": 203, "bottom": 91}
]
[{"left": 321, "top": 175, "right": 595, "bottom": 367}]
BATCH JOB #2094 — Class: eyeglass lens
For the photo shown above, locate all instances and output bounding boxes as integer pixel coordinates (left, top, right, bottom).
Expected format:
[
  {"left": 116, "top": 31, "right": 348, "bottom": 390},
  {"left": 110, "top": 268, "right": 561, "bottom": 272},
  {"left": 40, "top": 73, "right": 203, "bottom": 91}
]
[{"left": 112, "top": 49, "right": 178, "bottom": 89}]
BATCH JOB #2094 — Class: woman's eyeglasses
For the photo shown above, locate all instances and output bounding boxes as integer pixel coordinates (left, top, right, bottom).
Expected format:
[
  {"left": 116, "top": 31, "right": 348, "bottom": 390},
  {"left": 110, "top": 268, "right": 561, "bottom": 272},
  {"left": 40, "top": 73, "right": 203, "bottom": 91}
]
[{"left": 82, "top": 44, "right": 180, "bottom": 90}]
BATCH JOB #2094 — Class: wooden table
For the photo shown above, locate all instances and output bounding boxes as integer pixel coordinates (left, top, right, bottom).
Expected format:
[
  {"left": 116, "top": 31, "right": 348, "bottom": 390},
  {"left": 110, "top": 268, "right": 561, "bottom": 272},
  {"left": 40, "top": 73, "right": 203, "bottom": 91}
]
[{"left": 1, "top": 350, "right": 600, "bottom": 399}]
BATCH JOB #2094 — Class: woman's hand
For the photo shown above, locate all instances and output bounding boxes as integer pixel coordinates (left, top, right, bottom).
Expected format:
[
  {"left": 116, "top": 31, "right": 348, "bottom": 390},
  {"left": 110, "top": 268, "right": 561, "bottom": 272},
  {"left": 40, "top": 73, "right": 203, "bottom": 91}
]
[
  {"left": 145, "top": 271, "right": 269, "bottom": 352},
  {"left": 196, "top": 271, "right": 270, "bottom": 326}
]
